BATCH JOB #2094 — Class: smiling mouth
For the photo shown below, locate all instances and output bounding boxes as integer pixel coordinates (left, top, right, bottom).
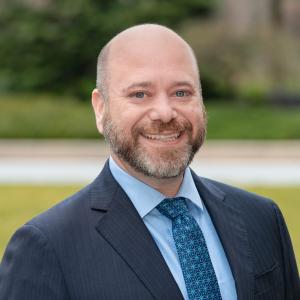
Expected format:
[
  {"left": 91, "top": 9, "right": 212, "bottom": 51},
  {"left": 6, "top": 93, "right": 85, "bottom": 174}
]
[{"left": 142, "top": 132, "right": 181, "bottom": 142}]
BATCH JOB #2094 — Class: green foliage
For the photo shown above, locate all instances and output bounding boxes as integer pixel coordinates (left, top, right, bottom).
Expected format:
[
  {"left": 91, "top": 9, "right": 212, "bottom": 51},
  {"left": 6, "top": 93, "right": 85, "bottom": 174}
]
[
  {"left": 206, "top": 102, "right": 300, "bottom": 140},
  {"left": 0, "top": 0, "right": 215, "bottom": 99},
  {"left": 0, "top": 94, "right": 97, "bottom": 138},
  {"left": 182, "top": 21, "right": 300, "bottom": 102}
]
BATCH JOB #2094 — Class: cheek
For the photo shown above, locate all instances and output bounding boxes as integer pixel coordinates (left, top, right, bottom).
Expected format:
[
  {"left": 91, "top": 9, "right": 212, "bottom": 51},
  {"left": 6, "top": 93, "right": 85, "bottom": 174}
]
[
  {"left": 109, "top": 109, "right": 139, "bottom": 135},
  {"left": 118, "top": 107, "right": 148, "bottom": 130},
  {"left": 184, "top": 104, "right": 205, "bottom": 127}
]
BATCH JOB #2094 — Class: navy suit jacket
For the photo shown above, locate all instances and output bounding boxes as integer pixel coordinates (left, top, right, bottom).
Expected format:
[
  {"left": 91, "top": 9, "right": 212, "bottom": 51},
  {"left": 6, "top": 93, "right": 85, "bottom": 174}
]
[{"left": 0, "top": 161, "right": 299, "bottom": 299}]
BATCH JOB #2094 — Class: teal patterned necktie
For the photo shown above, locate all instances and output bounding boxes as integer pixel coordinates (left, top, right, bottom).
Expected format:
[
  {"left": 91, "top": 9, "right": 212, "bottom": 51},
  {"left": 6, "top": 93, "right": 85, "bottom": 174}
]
[{"left": 157, "top": 197, "right": 222, "bottom": 300}]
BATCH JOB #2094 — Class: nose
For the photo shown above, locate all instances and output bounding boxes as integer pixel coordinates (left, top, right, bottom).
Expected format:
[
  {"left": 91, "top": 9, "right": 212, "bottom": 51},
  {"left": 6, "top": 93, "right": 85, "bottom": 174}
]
[{"left": 148, "top": 96, "right": 178, "bottom": 123}]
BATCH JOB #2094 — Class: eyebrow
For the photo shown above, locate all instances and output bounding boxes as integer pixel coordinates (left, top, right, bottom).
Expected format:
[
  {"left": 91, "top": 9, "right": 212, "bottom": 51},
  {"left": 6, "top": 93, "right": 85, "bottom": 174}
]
[
  {"left": 171, "top": 81, "right": 195, "bottom": 88},
  {"left": 122, "top": 80, "right": 196, "bottom": 93},
  {"left": 122, "top": 81, "right": 153, "bottom": 93}
]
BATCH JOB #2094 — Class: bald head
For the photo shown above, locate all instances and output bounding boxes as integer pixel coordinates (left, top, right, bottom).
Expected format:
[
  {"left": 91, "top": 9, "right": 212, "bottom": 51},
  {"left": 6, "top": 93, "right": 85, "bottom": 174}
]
[{"left": 96, "top": 24, "right": 200, "bottom": 100}]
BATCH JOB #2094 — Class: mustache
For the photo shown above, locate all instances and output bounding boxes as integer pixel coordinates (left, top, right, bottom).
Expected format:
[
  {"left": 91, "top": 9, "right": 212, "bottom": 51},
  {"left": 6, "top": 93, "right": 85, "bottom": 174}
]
[{"left": 135, "top": 119, "right": 192, "bottom": 134}]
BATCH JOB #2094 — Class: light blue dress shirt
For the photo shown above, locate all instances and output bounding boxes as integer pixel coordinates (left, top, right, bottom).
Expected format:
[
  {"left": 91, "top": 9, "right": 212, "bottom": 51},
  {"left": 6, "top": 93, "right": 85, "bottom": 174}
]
[{"left": 109, "top": 157, "right": 237, "bottom": 300}]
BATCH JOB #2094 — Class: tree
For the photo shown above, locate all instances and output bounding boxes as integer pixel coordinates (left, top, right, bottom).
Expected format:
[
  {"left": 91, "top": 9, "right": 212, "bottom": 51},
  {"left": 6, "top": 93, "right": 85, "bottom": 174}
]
[
  {"left": 0, "top": 0, "right": 215, "bottom": 99},
  {"left": 271, "top": 0, "right": 283, "bottom": 28}
]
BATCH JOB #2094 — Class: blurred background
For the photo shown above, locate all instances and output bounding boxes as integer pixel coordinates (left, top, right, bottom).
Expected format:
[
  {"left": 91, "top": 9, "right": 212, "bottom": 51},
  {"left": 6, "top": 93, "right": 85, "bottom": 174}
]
[{"left": 0, "top": 0, "right": 299, "bottom": 267}]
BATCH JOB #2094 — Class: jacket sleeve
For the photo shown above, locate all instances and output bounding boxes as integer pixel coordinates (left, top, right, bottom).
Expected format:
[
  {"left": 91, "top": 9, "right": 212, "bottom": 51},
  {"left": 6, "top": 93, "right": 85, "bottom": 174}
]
[
  {"left": 0, "top": 224, "right": 69, "bottom": 300},
  {"left": 272, "top": 203, "right": 300, "bottom": 299}
]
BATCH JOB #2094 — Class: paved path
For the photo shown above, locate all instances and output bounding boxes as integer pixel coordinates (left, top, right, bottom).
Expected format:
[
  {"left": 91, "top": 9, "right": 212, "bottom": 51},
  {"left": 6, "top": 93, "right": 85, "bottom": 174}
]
[{"left": 1, "top": 140, "right": 300, "bottom": 185}]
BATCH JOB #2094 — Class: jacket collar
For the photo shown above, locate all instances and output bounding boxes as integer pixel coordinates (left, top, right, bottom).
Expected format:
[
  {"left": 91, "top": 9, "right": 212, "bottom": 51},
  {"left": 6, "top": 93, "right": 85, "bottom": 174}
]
[
  {"left": 89, "top": 161, "right": 184, "bottom": 300},
  {"left": 191, "top": 171, "right": 254, "bottom": 300},
  {"left": 89, "top": 162, "right": 254, "bottom": 300}
]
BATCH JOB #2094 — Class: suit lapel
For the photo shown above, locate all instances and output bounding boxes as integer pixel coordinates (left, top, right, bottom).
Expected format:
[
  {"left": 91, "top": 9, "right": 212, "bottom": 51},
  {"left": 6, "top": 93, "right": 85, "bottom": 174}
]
[
  {"left": 88, "top": 162, "right": 255, "bottom": 299},
  {"left": 192, "top": 172, "right": 254, "bottom": 300},
  {"left": 89, "top": 162, "right": 183, "bottom": 300}
]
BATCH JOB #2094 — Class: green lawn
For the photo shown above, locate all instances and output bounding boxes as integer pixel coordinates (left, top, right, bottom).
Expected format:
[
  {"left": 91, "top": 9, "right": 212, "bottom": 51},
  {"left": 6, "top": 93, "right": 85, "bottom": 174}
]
[
  {"left": 0, "top": 185, "right": 299, "bottom": 270},
  {"left": 1, "top": 94, "right": 300, "bottom": 139}
]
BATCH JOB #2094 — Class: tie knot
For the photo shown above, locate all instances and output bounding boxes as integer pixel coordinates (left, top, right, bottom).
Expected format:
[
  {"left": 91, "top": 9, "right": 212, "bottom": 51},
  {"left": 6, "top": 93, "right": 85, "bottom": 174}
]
[{"left": 156, "top": 197, "right": 189, "bottom": 220}]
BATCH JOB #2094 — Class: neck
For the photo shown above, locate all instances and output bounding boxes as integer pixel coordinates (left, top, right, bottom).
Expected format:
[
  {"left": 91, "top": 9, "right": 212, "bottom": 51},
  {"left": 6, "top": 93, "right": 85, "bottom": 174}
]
[{"left": 112, "top": 155, "right": 184, "bottom": 197}]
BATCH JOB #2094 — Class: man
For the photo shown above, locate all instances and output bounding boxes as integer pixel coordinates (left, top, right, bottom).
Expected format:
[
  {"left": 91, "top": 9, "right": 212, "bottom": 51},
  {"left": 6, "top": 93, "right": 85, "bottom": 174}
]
[{"left": 0, "top": 24, "right": 299, "bottom": 300}]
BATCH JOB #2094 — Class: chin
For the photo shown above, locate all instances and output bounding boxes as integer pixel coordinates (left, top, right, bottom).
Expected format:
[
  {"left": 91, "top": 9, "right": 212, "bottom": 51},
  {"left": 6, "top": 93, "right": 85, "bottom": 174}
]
[{"left": 129, "top": 146, "right": 193, "bottom": 179}]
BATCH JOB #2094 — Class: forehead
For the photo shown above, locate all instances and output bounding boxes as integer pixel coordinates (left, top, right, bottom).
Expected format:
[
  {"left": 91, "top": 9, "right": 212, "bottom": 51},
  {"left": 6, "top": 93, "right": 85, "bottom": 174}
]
[{"left": 106, "top": 30, "right": 199, "bottom": 86}]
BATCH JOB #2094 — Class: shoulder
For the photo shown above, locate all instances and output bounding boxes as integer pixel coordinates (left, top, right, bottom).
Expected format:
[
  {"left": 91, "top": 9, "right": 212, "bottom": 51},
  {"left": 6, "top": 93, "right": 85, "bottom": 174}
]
[
  {"left": 192, "top": 173, "right": 281, "bottom": 228},
  {"left": 28, "top": 183, "right": 92, "bottom": 231},
  {"left": 0, "top": 186, "right": 91, "bottom": 300},
  {"left": 27, "top": 161, "right": 116, "bottom": 235},
  {"left": 194, "top": 173, "right": 276, "bottom": 208}
]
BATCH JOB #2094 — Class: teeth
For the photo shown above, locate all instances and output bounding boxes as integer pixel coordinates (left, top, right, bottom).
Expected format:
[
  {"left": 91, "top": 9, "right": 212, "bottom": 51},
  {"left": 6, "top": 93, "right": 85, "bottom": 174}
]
[{"left": 143, "top": 133, "right": 180, "bottom": 141}]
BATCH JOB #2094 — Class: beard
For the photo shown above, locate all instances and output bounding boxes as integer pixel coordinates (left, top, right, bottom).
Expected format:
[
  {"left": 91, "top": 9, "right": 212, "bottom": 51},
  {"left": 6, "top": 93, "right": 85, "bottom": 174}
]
[{"left": 102, "top": 111, "right": 206, "bottom": 179}]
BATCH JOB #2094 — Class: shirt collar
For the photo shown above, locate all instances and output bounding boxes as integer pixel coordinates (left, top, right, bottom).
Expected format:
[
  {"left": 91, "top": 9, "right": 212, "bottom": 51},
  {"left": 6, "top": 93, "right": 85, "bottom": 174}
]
[{"left": 109, "top": 157, "right": 203, "bottom": 218}]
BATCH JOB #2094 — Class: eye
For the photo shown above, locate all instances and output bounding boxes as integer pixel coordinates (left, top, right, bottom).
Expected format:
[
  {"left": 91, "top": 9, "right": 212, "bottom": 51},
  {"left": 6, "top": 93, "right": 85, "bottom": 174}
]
[
  {"left": 132, "top": 91, "right": 145, "bottom": 98},
  {"left": 175, "top": 90, "right": 189, "bottom": 97}
]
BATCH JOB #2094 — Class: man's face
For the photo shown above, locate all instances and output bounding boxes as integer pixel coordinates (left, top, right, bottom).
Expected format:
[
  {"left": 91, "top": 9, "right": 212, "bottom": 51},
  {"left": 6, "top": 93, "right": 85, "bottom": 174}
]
[{"left": 98, "top": 35, "right": 206, "bottom": 179}]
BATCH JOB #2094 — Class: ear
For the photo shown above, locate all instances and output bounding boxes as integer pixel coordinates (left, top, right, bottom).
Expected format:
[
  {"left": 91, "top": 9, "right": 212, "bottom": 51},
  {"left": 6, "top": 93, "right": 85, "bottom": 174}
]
[{"left": 91, "top": 89, "right": 106, "bottom": 134}]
